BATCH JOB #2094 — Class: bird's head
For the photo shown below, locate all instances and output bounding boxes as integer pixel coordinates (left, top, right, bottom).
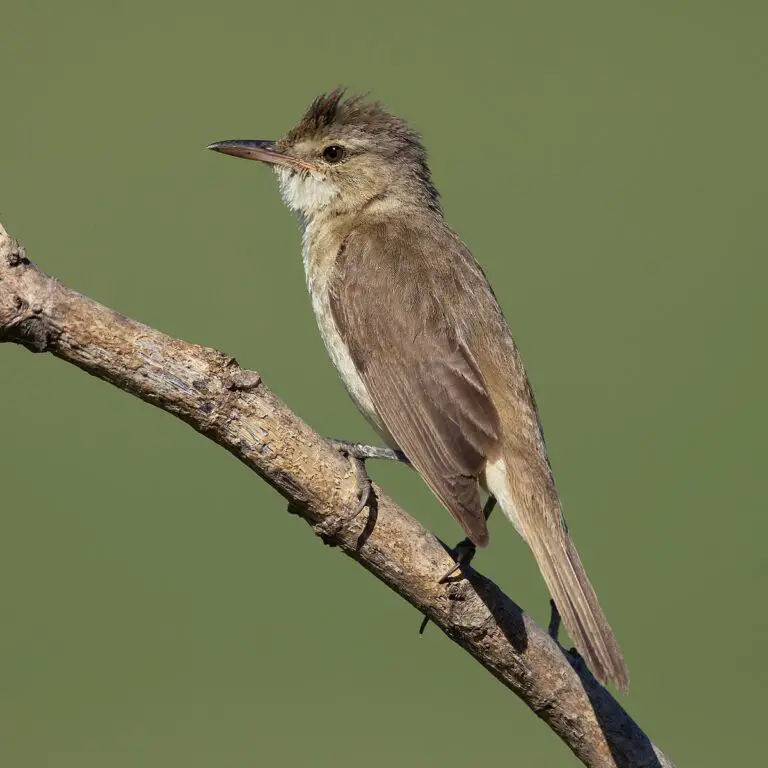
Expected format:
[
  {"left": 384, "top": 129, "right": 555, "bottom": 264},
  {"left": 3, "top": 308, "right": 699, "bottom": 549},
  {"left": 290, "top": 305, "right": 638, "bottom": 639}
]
[{"left": 208, "top": 89, "right": 440, "bottom": 220}]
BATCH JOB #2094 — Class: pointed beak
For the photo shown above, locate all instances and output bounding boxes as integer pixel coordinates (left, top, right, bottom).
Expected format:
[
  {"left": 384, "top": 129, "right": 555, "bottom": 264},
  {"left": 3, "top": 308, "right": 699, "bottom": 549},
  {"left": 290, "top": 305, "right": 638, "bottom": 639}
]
[{"left": 207, "top": 139, "right": 319, "bottom": 172}]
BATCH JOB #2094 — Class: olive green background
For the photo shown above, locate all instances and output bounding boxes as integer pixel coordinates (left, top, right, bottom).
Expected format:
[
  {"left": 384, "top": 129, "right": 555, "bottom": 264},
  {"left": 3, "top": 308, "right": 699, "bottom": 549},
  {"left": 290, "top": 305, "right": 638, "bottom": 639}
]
[{"left": 1, "top": 1, "right": 765, "bottom": 765}]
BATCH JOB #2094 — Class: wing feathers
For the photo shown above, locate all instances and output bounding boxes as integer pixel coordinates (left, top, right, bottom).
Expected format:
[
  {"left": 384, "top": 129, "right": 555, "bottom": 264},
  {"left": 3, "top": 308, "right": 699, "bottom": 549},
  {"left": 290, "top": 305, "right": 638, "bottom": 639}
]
[{"left": 329, "top": 225, "right": 500, "bottom": 545}]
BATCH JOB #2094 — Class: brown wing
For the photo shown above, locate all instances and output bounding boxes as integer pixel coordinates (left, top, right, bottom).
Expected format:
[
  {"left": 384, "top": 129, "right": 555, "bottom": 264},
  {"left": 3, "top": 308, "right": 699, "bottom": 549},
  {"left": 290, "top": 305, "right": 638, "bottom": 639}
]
[{"left": 329, "top": 224, "right": 500, "bottom": 546}]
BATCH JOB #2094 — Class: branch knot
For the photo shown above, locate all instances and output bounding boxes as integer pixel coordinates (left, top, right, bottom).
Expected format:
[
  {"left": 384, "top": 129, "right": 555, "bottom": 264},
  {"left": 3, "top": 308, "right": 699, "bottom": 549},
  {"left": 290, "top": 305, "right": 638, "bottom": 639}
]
[{"left": 5, "top": 245, "right": 29, "bottom": 268}]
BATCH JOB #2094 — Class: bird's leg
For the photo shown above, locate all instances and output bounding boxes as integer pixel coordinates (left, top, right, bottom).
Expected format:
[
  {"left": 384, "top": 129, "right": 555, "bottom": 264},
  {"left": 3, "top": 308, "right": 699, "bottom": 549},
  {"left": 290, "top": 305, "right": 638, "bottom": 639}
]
[
  {"left": 437, "top": 496, "right": 497, "bottom": 583},
  {"left": 544, "top": 601, "right": 581, "bottom": 667},
  {"left": 419, "top": 496, "right": 497, "bottom": 635},
  {"left": 326, "top": 439, "right": 411, "bottom": 528},
  {"left": 326, "top": 439, "right": 411, "bottom": 466},
  {"left": 548, "top": 599, "right": 562, "bottom": 642}
]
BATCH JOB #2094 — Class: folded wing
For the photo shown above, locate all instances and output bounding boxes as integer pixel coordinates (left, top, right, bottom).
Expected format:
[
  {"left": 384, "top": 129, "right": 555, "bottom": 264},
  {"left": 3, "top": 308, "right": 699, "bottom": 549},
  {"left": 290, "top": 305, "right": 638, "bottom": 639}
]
[{"left": 329, "top": 226, "right": 500, "bottom": 546}]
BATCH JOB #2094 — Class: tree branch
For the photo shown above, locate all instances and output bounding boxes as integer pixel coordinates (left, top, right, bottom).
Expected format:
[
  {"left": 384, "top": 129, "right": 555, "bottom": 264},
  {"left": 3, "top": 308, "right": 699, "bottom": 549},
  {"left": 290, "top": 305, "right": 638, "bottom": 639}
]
[{"left": 0, "top": 221, "right": 675, "bottom": 768}]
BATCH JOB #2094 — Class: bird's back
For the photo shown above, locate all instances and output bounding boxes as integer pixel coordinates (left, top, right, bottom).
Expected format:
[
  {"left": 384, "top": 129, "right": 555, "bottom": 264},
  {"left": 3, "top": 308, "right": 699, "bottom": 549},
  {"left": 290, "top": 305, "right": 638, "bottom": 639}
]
[{"left": 361, "top": 213, "right": 550, "bottom": 460}]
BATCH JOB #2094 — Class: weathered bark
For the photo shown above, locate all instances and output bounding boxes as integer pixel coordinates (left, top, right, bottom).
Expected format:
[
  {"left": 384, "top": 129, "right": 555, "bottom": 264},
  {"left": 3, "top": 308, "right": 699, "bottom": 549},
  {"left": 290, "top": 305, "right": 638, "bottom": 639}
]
[{"left": 0, "top": 221, "right": 675, "bottom": 768}]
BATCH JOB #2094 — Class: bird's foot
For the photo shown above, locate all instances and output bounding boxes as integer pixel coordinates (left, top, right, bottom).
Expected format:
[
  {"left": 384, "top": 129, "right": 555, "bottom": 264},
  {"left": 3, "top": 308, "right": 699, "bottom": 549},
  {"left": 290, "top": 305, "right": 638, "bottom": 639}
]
[
  {"left": 327, "top": 441, "right": 377, "bottom": 531},
  {"left": 325, "top": 439, "right": 410, "bottom": 533},
  {"left": 437, "top": 537, "right": 477, "bottom": 584},
  {"left": 435, "top": 496, "right": 497, "bottom": 584},
  {"left": 417, "top": 538, "right": 477, "bottom": 635},
  {"left": 419, "top": 497, "right": 497, "bottom": 634},
  {"left": 319, "top": 439, "right": 411, "bottom": 542}
]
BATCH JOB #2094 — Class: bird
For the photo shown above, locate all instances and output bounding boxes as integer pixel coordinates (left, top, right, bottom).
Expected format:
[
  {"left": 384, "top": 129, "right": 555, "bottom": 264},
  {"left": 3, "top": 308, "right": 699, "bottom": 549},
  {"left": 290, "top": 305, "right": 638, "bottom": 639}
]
[{"left": 208, "top": 89, "right": 629, "bottom": 693}]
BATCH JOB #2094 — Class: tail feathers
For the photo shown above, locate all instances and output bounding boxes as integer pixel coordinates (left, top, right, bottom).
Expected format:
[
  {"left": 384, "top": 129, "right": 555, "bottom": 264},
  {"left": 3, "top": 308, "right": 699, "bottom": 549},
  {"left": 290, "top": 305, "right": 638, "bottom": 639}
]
[
  {"left": 488, "top": 456, "right": 630, "bottom": 692},
  {"left": 528, "top": 523, "right": 630, "bottom": 693}
]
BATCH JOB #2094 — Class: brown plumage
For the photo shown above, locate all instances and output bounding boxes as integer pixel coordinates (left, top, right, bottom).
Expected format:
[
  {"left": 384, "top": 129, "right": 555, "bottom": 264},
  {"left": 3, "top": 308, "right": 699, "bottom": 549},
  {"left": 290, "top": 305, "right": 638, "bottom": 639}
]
[
  {"left": 209, "top": 90, "right": 630, "bottom": 693},
  {"left": 330, "top": 220, "right": 501, "bottom": 546}
]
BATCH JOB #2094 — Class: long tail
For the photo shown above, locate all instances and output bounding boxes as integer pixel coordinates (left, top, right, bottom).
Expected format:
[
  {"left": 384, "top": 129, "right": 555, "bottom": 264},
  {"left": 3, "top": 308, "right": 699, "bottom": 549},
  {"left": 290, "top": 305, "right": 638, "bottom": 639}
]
[{"left": 485, "top": 456, "right": 630, "bottom": 693}]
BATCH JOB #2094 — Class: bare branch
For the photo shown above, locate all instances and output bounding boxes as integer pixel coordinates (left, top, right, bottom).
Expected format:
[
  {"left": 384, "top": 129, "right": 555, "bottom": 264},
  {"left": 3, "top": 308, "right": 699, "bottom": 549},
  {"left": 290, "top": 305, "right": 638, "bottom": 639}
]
[{"left": 0, "top": 221, "right": 675, "bottom": 768}]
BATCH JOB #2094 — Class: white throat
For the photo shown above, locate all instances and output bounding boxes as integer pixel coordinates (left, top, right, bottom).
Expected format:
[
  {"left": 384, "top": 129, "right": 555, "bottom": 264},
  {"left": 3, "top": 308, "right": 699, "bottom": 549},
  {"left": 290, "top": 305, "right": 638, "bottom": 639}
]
[{"left": 276, "top": 167, "right": 338, "bottom": 217}]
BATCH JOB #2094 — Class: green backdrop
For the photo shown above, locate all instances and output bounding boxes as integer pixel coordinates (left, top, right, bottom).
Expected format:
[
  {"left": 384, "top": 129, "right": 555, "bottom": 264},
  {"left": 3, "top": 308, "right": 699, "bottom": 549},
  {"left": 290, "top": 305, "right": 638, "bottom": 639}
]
[{"left": 2, "top": 2, "right": 765, "bottom": 765}]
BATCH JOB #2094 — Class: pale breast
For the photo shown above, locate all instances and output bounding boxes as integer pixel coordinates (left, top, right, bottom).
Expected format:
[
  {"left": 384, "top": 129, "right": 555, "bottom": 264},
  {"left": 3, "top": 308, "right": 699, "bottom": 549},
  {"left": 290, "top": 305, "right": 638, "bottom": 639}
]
[{"left": 302, "top": 224, "right": 391, "bottom": 443}]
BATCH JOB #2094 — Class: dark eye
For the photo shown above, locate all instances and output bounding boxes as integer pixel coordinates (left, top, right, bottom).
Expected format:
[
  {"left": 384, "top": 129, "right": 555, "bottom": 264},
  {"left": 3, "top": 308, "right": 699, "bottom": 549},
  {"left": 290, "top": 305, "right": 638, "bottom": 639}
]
[{"left": 322, "top": 145, "right": 345, "bottom": 163}]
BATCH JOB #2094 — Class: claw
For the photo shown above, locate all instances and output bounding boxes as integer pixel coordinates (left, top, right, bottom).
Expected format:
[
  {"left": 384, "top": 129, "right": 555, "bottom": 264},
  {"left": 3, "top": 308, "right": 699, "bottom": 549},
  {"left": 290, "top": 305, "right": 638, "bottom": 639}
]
[
  {"left": 328, "top": 441, "right": 378, "bottom": 536},
  {"left": 326, "top": 438, "right": 412, "bottom": 532},
  {"left": 437, "top": 538, "right": 477, "bottom": 583},
  {"left": 350, "top": 455, "right": 373, "bottom": 519}
]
